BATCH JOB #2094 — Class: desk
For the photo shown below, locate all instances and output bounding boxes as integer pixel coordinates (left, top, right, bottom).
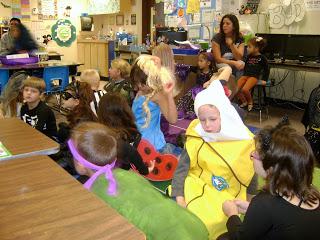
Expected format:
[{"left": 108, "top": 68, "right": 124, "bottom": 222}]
[
  {"left": 0, "top": 156, "right": 146, "bottom": 240},
  {"left": 0, "top": 118, "right": 59, "bottom": 161},
  {"left": 0, "top": 60, "right": 81, "bottom": 71},
  {"left": 268, "top": 61, "right": 320, "bottom": 73}
]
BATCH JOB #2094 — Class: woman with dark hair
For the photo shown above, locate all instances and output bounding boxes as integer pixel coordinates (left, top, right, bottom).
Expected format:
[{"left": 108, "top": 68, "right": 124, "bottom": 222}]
[
  {"left": 220, "top": 119, "right": 320, "bottom": 240},
  {"left": 97, "top": 92, "right": 154, "bottom": 175},
  {"left": 10, "top": 23, "right": 38, "bottom": 54},
  {"left": 211, "top": 14, "right": 245, "bottom": 82}
]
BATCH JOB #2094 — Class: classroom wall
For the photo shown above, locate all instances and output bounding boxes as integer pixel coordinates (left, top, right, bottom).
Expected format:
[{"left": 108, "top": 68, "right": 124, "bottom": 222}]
[
  {"left": 91, "top": 0, "right": 142, "bottom": 44},
  {"left": 258, "top": 0, "right": 320, "bottom": 34},
  {"left": 257, "top": 0, "right": 320, "bottom": 103}
]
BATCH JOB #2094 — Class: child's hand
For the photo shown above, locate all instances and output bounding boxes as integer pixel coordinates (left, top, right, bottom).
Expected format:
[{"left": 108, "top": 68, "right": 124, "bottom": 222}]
[
  {"left": 234, "top": 60, "right": 245, "bottom": 70},
  {"left": 162, "top": 82, "right": 174, "bottom": 94},
  {"left": 233, "top": 199, "right": 250, "bottom": 214},
  {"left": 148, "top": 160, "right": 155, "bottom": 173},
  {"left": 222, "top": 200, "right": 239, "bottom": 217},
  {"left": 176, "top": 196, "right": 187, "bottom": 208}
]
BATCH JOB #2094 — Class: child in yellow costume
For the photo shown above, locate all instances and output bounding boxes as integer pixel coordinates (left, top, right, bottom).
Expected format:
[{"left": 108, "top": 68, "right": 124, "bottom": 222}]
[{"left": 171, "top": 80, "right": 255, "bottom": 239}]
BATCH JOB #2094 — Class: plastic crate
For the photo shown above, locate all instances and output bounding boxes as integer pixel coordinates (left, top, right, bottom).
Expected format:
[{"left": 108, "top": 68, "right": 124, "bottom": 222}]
[
  {"left": 0, "top": 69, "right": 9, "bottom": 94},
  {"left": 172, "top": 48, "right": 200, "bottom": 55}
]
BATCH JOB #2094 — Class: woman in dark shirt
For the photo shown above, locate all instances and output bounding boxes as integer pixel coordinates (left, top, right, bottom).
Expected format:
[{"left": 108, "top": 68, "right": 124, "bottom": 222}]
[
  {"left": 98, "top": 92, "right": 154, "bottom": 175},
  {"left": 10, "top": 23, "right": 38, "bottom": 54},
  {"left": 211, "top": 14, "right": 245, "bottom": 75},
  {"left": 220, "top": 119, "right": 320, "bottom": 240}
]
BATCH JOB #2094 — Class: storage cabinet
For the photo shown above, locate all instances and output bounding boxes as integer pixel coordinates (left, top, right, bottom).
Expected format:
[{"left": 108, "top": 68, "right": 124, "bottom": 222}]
[{"left": 77, "top": 39, "right": 115, "bottom": 78}]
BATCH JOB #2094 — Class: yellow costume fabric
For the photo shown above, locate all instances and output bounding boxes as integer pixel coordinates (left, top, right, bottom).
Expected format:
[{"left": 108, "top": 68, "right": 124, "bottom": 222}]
[{"left": 184, "top": 119, "right": 255, "bottom": 239}]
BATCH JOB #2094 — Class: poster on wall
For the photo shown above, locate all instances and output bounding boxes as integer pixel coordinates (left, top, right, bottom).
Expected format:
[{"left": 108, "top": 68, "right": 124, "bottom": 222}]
[
  {"left": 304, "top": 0, "right": 320, "bottom": 11},
  {"left": 12, "top": 0, "right": 22, "bottom": 19},
  {"left": 88, "top": 0, "right": 120, "bottom": 15},
  {"left": 58, "top": 0, "right": 73, "bottom": 18},
  {"left": 51, "top": 19, "right": 76, "bottom": 47},
  {"left": 38, "top": 0, "right": 58, "bottom": 20},
  {"left": 200, "top": 0, "right": 211, "bottom": 8},
  {"left": 21, "top": 0, "right": 31, "bottom": 21},
  {"left": 164, "top": 0, "right": 177, "bottom": 15}
]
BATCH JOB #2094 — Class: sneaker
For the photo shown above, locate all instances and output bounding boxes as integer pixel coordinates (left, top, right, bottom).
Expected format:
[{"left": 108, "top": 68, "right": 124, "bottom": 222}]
[{"left": 248, "top": 104, "right": 253, "bottom": 111}]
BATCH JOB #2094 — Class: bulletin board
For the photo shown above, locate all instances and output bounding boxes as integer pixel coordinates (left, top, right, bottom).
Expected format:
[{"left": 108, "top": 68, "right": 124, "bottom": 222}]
[
  {"left": 38, "top": 0, "right": 58, "bottom": 20},
  {"left": 12, "top": 0, "right": 31, "bottom": 21}
]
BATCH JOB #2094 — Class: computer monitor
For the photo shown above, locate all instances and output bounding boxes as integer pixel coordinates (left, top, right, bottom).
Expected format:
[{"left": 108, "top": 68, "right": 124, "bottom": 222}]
[
  {"left": 156, "top": 27, "right": 188, "bottom": 44},
  {"left": 255, "top": 33, "right": 286, "bottom": 60},
  {"left": 284, "top": 35, "right": 320, "bottom": 61},
  {"left": 80, "top": 16, "right": 93, "bottom": 31}
]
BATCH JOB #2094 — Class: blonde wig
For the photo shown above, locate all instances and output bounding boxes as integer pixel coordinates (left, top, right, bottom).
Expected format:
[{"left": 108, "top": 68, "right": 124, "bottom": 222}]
[{"left": 131, "top": 55, "right": 175, "bottom": 127}]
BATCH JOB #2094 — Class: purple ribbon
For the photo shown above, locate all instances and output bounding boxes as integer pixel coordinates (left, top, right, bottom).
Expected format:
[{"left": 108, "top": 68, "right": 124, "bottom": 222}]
[{"left": 67, "top": 139, "right": 117, "bottom": 196}]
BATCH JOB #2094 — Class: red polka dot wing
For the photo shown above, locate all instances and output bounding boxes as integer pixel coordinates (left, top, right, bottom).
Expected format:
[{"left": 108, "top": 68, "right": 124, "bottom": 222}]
[{"left": 135, "top": 139, "right": 178, "bottom": 181}]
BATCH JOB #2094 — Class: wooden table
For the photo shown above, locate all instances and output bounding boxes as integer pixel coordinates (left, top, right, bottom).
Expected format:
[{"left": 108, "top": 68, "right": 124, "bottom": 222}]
[
  {"left": 0, "top": 118, "right": 59, "bottom": 161},
  {"left": 0, "top": 156, "right": 146, "bottom": 240}
]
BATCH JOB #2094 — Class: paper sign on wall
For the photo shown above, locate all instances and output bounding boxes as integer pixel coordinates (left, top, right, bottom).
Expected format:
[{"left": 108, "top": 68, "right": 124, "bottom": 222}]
[
  {"left": 202, "top": 9, "right": 215, "bottom": 24},
  {"left": 304, "top": 0, "right": 320, "bottom": 11}
]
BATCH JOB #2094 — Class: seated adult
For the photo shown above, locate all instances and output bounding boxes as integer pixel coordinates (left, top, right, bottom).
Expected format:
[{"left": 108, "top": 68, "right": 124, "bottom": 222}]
[
  {"left": 9, "top": 23, "right": 38, "bottom": 55},
  {"left": 212, "top": 14, "right": 245, "bottom": 96},
  {"left": 220, "top": 119, "right": 320, "bottom": 240},
  {"left": 171, "top": 80, "right": 256, "bottom": 239},
  {"left": 0, "top": 17, "right": 20, "bottom": 56}
]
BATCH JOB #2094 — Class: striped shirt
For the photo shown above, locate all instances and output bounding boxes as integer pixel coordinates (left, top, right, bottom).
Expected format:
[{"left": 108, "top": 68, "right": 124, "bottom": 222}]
[{"left": 90, "top": 90, "right": 106, "bottom": 116}]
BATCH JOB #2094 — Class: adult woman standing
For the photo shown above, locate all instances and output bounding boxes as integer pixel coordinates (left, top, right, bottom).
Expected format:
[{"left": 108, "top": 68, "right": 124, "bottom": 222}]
[
  {"left": 220, "top": 120, "right": 320, "bottom": 240},
  {"left": 211, "top": 14, "right": 245, "bottom": 80}
]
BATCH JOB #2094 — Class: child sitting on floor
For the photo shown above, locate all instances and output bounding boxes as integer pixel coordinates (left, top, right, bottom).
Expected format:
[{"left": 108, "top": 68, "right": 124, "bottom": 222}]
[
  {"left": 68, "top": 121, "right": 209, "bottom": 240},
  {"left": 177, "top": 52, "right": 232, "bottom": 119},
  {"left": 98, "top": 92, "right": 154, "bottom": 175},
  {"left": 131, "top": 55, "right": 181, "bottom": 156},
  {"left": 104, "top": 58, "right": 134, "bottom": 105},
  {"left": 20, "top": 76, "right": 57, "bottom": 139},
  {"left": 237, "top": 37, "right": 269, "bottom": 111},
  {"left": 80, "top": 69, "right": 106, "bottom": 116}
]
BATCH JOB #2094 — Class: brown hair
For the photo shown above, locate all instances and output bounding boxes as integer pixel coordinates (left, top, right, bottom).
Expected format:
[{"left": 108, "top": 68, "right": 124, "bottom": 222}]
[
  {"left": 98, "top": 92, "right": 139, "bottom": 141},
  {"left": 255, "top": 123, "right": 320, "bottom": 206},
  {"left": 248, "top": 37, "right": 267, "bottom": 52},
  {"left": 71, "top": 122, "right": 117, "bottom": 166},
  {"left": 23, "top": 76, "right": 46, "bottom": 93},
  {"left": 198, "top": 51, "right": 217, "bottom": 72},
  {"left": 66, "top": 81, "right": 98, "bottom": 128},
  {"left": 219, "top": 14, "right": 242, "bottom": 42}
]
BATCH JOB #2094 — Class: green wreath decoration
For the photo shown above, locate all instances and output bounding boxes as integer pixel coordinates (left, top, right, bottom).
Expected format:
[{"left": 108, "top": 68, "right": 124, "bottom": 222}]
[{"left": 51, "top": 19, "right": 76, "bottom": 47}]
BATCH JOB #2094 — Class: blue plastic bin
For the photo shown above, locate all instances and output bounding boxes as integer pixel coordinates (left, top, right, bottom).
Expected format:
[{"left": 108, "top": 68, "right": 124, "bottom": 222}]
[
  {"left": 43, "top": 66, "right": 69, "bottom": 93},
  {"left": 172, "top": 48, "right": 200, "bottom": 55},
  {"left": 0, "top": 69, "right": 9, "bottom": 94}
]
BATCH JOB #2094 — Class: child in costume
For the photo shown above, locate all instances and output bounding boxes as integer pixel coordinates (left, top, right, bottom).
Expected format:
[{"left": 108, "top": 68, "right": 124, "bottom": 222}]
[
  {"left": 80, "top": 69, "right": 106, "bottom": 116},
  {"left": 98, "top": 92, "right": 154, "bottom": 175},
  {"left": 171, "top": 80, "right": 256, "bottom": 239},
  {"left": 104, "top": 58, "right": 134, "bottom": 105},
  {"left": 237, "top": 37, "right": 269, "bottom": 111},
  {"left": 131, "top": 55, "right": 181, "bottom": 156},
  {"left": 177, "top": 52, "right": 232, "bottom": 119},
  {"left": 67, "top": 121, "right": 209, "bottom": 240}
]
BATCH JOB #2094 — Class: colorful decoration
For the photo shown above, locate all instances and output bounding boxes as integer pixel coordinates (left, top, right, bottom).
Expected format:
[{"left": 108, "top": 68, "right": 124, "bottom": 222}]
[
  {"left": 51, "top": 19, "right": 76, "bottom": 47},
  {"left": 135, "top": 139, "right": 178, "bottom": 181}
]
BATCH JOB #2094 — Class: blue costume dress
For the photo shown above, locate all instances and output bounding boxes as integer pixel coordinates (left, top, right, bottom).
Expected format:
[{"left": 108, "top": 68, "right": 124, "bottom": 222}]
[{"left": 132, "top": 95, "right": 166, "bottom": 151}]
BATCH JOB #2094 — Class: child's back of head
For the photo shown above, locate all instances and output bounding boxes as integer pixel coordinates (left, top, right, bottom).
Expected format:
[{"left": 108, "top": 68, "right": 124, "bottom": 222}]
[
  {"left": 71, "top": 122, "right": 117, "bottom": 166},
  {"left": 80, "top": 69, "right": 100, "bottom": 91},
  {"left": 98, "top": 92, "right": 138, "bottom": 141},
  {"left": 110, "top": 58, "right": 131, "bottom": 80}
]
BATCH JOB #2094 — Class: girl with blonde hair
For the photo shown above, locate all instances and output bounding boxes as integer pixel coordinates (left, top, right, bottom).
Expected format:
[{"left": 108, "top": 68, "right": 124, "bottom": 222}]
[{"left": 131, "top": 55, "right": 181, "bottom": 156}]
